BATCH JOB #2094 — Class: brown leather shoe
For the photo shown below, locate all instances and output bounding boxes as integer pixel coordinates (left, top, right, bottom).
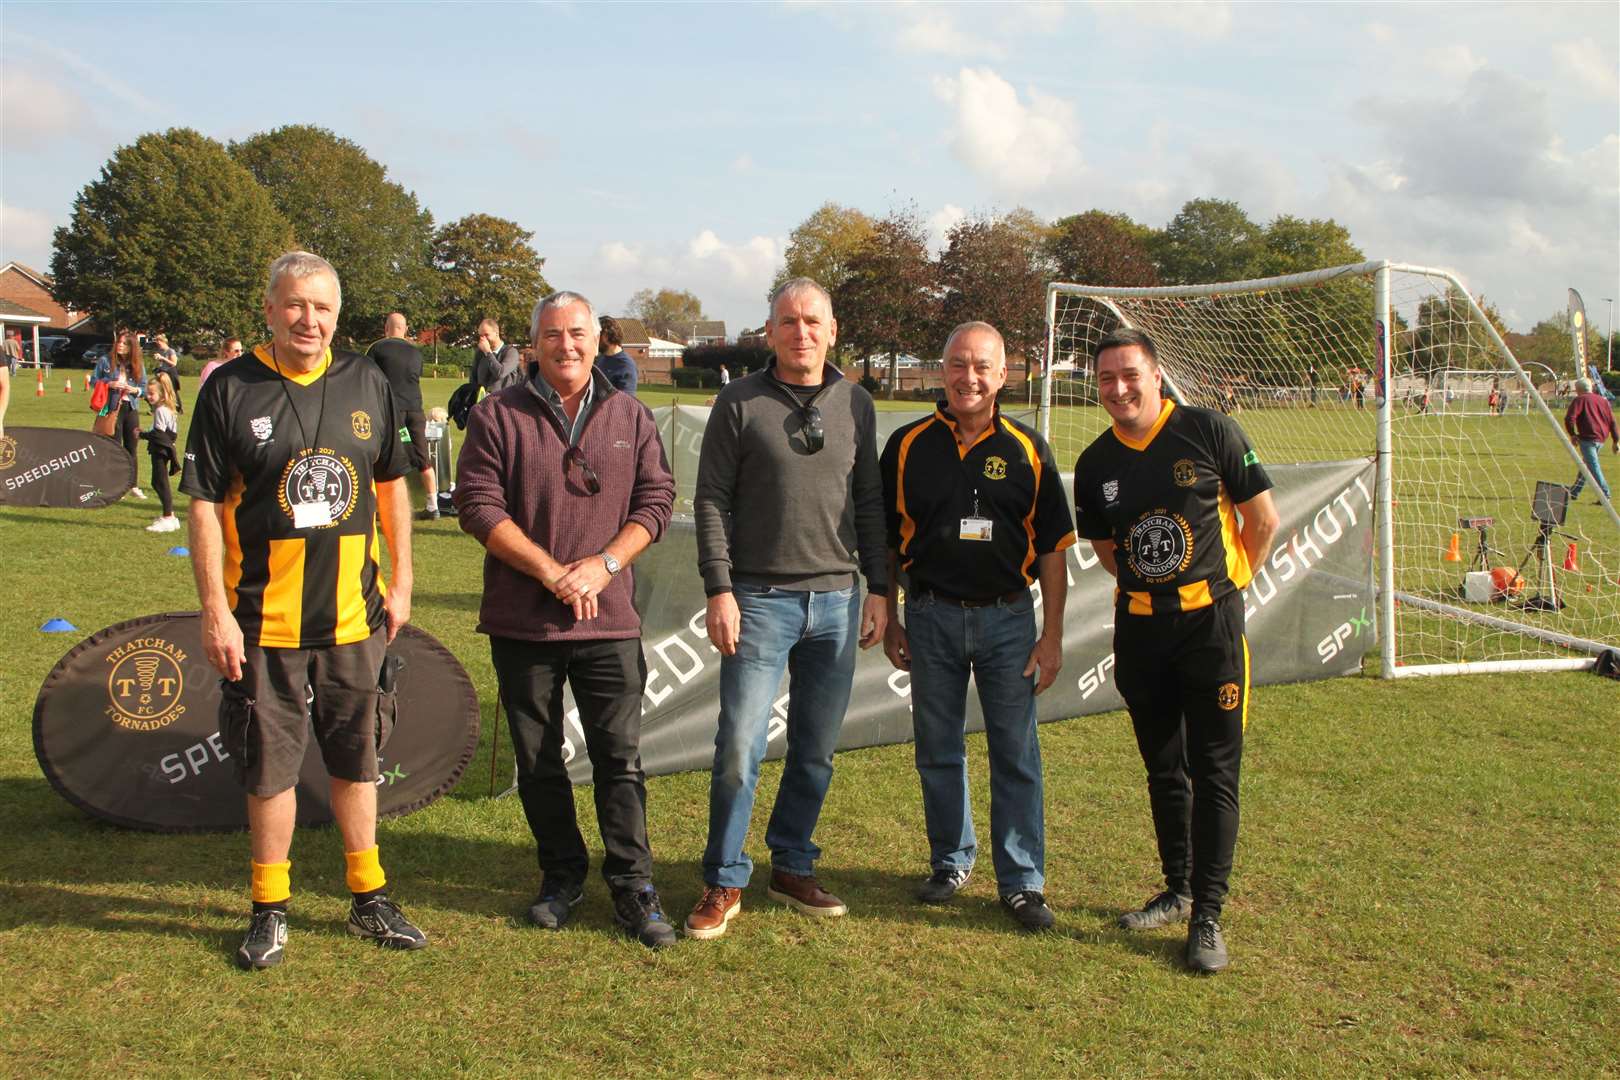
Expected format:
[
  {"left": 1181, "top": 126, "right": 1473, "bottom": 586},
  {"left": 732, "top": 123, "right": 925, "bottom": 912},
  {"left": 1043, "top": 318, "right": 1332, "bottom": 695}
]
[
  {"left": 766, "top": 870, "right": 847, "bottom": 917},
  {"left": 684, "top": 886, "right": 742, "bottom": 940}
]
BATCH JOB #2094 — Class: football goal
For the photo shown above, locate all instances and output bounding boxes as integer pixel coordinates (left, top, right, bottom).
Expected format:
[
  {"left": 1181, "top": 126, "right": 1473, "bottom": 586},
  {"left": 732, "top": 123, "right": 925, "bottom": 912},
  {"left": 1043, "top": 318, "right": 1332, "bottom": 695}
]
[{"left": 1043, "top": 261, "right": 1620, "bottom": 677}]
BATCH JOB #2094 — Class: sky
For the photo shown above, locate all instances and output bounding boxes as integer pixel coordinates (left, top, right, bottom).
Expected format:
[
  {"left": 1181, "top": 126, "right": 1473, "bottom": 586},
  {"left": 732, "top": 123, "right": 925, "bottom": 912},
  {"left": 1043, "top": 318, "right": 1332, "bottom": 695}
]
[{"left": 3, "top": 1, "right": 1617, "bottom": 337}]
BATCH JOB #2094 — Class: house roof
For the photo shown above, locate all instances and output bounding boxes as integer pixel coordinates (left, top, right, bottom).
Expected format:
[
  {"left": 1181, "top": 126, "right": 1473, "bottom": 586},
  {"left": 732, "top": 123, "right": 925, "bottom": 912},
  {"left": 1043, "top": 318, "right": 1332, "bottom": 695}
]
[
  {"left": 647, "top": 336, "right": 687, "bottom": 352},
  {"left": 681, "top": 320, "right": 727, "bottom": 340},
  {"left": 1, "top": 262, "right": 54, "bottom": 289},
  {"left": 0, "top": 298, "right": 54, "bottom": 323},
  {"left": 608, "top": 316, "right": 650, "bottom": 346}
]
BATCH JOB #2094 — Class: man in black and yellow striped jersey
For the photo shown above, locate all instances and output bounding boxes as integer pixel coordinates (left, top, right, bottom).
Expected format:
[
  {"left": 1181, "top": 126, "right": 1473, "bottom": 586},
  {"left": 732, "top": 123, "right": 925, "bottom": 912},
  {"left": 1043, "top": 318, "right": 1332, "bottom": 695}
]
[
  {"left": 182, "top": 251, "right": 425, "bottom": 970},
  {"left": 880, "top": 321, "right": 1076, "bottom": 933},
  {"left": 1073, "top": 327, "right": 1279, "bottom": 973}
]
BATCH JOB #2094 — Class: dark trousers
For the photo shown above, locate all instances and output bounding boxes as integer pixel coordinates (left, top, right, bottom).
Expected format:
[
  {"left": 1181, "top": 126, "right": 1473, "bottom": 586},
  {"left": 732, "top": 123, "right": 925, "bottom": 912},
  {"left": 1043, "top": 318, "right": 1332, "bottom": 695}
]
[
  {"left": 114, "top": 403, "right": 139, "bottom": 457},
  {"left": 1114, "top": 593, "right": 1248, "bottom": 918},
  {"left": 490, "top": 636, "right": 652, "bottom": 891},
  {"left": 149, "top": 451, "right": 173, "bottom": 515}
]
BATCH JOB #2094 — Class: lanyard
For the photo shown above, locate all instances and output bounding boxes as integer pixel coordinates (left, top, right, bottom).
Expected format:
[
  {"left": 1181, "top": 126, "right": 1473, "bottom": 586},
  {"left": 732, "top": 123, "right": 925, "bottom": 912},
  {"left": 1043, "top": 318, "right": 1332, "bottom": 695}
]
[{"left": 270, "top": 344, "right": 328, "bottom": 452}]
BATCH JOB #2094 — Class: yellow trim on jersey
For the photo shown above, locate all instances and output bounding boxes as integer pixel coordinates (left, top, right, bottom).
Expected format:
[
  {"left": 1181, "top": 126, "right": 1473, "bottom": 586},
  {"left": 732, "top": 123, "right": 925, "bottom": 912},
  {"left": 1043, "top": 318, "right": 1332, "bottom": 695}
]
[
  {"left": 260, "top": 538, "right": 306, "bottom": 648},
  {"left": 335, "top": 533, "right": 370, "bottom": 645},
  {"left": 253, "top": 344, "right": 332, "bottom": 386},
  {"left": 1112, "top": 399, "right": 1177, "bottom": 452},
  {"left": 956, "top": 422, "right": 996, "bottom": 460},
  {"left": 999, "top": 416, "right": 1043, "bottom": 581},
  {"left": 1178, "top": 580, "right": 1214, "bottom": 610},
  {"left": 1218, "top": 488, "right": 1253, "bottom": 589},
  {"left": 894, "top": 417, "right": 937, "bottom": 569},
  {"left": 1126, "top": 590, "right": 1153, "bottom": 615},
  {"left": 223, "top": 475, "right": 245, "bottom": 608},
  {"left": 1053, "top": 532, "right": 1078, "bottom": 552},
  {"left": 1241, "top": 634, "right": 1251, "bottom": 732}
]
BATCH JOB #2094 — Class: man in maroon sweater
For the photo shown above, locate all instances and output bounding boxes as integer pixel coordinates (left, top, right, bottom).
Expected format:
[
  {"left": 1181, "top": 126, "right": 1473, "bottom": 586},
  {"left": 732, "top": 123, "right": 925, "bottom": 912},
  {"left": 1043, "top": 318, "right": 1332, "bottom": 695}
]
[
  {"left": 1565, "top": 377, "right": 1617, "bottom": 503},
  {"left": 454, "top": 290, "right": 678, "bottom": 948}
]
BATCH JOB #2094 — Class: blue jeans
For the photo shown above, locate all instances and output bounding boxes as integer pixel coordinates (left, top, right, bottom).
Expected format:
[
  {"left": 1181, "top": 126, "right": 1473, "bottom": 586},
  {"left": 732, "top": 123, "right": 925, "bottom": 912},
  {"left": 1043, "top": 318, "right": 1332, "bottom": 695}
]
[
  {"left": 703, "top": 583, "right": 860, "bottom": 887},
  {"left": 1569, "top": 440, "right": 1611, "bottom": 499},
  {"left": 905, "top": 590, "right": 1044, "bottom": 893}
]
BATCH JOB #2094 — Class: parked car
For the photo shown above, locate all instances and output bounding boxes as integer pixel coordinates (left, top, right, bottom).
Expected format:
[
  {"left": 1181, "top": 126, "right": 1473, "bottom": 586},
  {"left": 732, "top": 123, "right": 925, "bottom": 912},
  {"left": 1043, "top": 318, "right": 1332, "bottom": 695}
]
[
  {"left": 22, "top": 335, "right": 71, "bottom": 364},
  {"left": 81, "top": 342, "right": 113, "bottom": 368}
]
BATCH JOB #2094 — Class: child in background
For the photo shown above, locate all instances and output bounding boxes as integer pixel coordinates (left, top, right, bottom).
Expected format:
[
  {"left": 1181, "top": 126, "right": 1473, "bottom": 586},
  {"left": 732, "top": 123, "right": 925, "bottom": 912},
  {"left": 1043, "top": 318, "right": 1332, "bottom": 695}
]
[{"left": 141, "top": 374, "right": 182, "bottom": 532}]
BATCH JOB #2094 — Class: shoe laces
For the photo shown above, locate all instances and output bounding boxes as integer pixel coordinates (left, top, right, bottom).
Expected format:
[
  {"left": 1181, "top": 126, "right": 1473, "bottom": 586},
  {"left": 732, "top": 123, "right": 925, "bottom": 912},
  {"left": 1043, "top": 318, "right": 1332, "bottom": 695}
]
[
  {"left": 1006, "top": 890, "right": 1044, "bottom": 909},
  {"left": 245, "top": 910, "right": 282, "bottom": 943},
  {"left": 1193, "top": 916, "right": 1221, "bottom": 947},
  {"left": 698, "top": 885, "right": 734, "bottom": 911}
]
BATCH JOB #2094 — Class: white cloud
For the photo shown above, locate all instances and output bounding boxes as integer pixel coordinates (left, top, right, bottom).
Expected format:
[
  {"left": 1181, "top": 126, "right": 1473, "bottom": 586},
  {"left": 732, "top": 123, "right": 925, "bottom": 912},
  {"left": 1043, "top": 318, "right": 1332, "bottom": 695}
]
[
  {"left": 0, "top": 202, "right": 57, "bottom": 263},
  {"left": 596, "top": 241, "right": 641, "bottom": 272},
  {"left": 898, "top": 7, "right": 1003, "bottom": 58},
  {"left": 585, "top": 229, "right": 785, "bottom": 331},
  {"left": 1364, "top": 21, "right": 1395, "bottom": 45},
  {"left": 927, "top": 203, "right": 967, "bottom": 253},
  {"left": 1088, "top": 0, "right": 1233, "bottom": 39},
  {"left": 1423, "top": 44, "right": 1484, "bottom": 81},
  {"left": 932, "top": 67, "right": 1083, "bottom": 194},
  {"left": 7, "top": 31, "right": 160, "bottom": 116},
  {"left": 0, "top": 69, "right": 90, "bottom": 142},
  {"left": 1554, "top": 39, "right": 1619, "bottom": 98},
  {"left": 730, "top": 153, "right": 755, "bottom": 174}
]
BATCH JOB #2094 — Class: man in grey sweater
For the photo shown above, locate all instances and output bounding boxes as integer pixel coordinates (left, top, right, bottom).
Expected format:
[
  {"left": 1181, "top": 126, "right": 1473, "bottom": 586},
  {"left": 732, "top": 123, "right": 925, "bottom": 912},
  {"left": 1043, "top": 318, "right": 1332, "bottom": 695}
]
[{"left": 685, "top": 277, "right": 889, "bottom": 939}]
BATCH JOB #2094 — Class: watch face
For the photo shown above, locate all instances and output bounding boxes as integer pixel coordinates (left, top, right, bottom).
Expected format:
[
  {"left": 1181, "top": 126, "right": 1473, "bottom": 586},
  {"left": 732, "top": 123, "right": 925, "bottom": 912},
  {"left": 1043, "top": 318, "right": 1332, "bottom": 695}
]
[{"left": 603, "top": 553, "right": 621, "bottom": 574}]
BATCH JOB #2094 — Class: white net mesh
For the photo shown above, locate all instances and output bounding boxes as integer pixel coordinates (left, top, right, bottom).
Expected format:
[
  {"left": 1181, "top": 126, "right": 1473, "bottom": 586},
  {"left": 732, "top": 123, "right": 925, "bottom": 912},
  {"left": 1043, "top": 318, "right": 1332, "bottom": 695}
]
[{"left": 1045, "top": 263, "right": 1620, "bottom": 673}]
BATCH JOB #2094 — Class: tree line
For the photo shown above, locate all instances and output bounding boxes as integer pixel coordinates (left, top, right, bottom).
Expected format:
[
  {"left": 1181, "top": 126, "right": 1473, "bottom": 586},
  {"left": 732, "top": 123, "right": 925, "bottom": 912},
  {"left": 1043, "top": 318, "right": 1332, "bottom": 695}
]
[{"left": 51, "top": 126, "right": 549, "bottom": 351}]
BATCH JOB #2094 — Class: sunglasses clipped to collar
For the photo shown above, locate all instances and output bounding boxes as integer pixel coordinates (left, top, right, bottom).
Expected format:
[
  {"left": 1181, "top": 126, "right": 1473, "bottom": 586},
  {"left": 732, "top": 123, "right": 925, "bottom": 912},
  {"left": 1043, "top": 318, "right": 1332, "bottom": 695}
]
[
  {"left": 563, "top": 445, "right": 601, "bottom": 494},
  {"left": 800, "top": 405, "right": 825, "bottom": 454}
]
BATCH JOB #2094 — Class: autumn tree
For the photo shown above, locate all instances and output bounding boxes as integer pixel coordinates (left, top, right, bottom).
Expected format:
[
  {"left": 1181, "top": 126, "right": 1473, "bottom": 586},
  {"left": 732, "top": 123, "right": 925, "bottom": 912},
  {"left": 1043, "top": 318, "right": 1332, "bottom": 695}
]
[
  {"left": 629, "top": 287, "right": 706, "bottom": 340},
  {"left": 230, "top": 125, "right": 436, "bottom": 343},
  {"left": 431, "top": 214, "right": 550, "bottom": 344},
  {"left": 773, "top": 202, "right": 877, "bottom": 298},
  {"left": 1045, "top": 210, "right": 1158, "bottom": 287},
  {"left": 1253, "top": 215, "right": 1364, "bottom": 277},
  {"left": 937, "top": 208, "right": 1051, "bottom": 374},
  {"left": 832, "top": 205, "right": 937, "bottom": 390},
  {"left": 51, "top": 128, "right": 294, "bottom": 342}
]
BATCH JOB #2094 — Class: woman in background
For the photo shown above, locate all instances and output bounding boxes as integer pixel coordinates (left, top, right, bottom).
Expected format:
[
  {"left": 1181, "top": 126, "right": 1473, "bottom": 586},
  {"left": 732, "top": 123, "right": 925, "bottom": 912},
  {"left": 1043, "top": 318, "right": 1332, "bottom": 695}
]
[
  {"left": 93, "top": 329, "right": 146, "bottom": 500},
  {"left": 141, "top": 374, "right": 182, "bottom": 532},
  {"left": 197, "top": 337, "right": 243, "bottom": 389}
]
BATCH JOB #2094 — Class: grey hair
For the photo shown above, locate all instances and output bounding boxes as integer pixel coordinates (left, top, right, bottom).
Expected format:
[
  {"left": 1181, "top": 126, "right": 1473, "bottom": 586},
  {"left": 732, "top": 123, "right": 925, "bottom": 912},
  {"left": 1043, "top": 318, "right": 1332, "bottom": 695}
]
[
  {"left": 944, "top": 320, "right": 1005, "bottom": 363},
  {"left": 769, "top": 276, "right": 833, "bottom": 319},
  {"left": 531, "top": 291, "right": 597, "bottom": 341},
  {"left": 265, "top": 250, "right": 342, "bottom": 307},
  {"left": 1576, "top": 377, "right": 1593, "bottom": 393}
]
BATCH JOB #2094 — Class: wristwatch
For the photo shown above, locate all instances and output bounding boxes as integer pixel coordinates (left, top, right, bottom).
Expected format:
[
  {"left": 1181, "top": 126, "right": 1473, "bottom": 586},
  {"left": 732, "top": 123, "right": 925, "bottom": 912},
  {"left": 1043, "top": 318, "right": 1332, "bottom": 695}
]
[{"left": 600, "top": 552, "right": 621, "bottom": 577}]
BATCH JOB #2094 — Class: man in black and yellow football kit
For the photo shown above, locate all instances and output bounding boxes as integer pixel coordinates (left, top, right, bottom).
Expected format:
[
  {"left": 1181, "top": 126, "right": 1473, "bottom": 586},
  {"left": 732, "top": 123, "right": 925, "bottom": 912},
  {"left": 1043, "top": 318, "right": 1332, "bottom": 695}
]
[
  {"left": 1073, "top": 328, "right": 1280, "bottom": 973},
  {"left": 366, "top": 311, "right": 439, "bottom": 521},
  {"left": 182, "top": 251, "right": 425, "bottom": 970},
  {"left": 881, "top": 322, "right": 1074, "bottom": 932}
]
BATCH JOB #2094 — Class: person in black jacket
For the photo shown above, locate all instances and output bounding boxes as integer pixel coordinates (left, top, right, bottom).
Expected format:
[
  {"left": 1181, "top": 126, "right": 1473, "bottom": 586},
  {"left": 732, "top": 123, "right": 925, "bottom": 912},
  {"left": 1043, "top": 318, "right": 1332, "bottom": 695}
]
[{"left": 140, "top": 374, "right": 182, "bottom": 532}]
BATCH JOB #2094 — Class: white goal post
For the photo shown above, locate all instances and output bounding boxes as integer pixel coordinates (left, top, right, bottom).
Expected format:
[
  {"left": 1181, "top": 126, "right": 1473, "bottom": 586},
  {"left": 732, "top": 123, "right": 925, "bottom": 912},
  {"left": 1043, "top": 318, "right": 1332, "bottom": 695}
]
[{"left": 1042, "top": 260, "right": 1620, "bottom": 678}]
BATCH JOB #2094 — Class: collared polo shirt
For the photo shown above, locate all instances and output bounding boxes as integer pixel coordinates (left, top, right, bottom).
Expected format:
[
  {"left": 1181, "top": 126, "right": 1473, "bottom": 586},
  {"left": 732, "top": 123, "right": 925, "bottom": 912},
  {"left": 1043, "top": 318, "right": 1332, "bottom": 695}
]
[
  {"left": 881, "top": 401, "right": 1076, "bottom": 600},
  {"left": 531, "top": 370, "right": 596, "bottom": 445}
]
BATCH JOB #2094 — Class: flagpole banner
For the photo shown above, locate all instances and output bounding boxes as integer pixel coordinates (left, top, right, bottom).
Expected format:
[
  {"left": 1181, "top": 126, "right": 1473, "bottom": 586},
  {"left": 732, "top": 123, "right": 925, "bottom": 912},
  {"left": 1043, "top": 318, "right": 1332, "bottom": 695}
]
[
  {"left": 0, "top": 427, "right": 135, "bottom": 508},
  {"left": 33, "top": 615, "right": 480, "bottom": 832},
  {"left": 542, "top": 406, "right": 1377, "bottom": 783},
  {"left": 1568, "top": 288, "right": 1591, "bottom": 381}
]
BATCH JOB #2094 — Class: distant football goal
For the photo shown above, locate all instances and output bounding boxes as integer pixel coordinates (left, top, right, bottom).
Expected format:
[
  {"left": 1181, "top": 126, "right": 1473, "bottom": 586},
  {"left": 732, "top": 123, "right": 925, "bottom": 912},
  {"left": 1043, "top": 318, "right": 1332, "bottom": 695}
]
[{"left": 1043, "top": 261, "right": 1620, "bottom": 678}]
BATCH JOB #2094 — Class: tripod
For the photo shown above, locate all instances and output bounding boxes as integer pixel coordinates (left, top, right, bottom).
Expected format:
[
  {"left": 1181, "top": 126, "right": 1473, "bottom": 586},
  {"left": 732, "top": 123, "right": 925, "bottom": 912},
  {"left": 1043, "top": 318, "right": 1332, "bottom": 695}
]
[
  {"left": 1513, "top": 520, "right": 1568, "bottom": 612},
  {"left": 1464, "top": 522, "right": 1505, "bottom": 572}
]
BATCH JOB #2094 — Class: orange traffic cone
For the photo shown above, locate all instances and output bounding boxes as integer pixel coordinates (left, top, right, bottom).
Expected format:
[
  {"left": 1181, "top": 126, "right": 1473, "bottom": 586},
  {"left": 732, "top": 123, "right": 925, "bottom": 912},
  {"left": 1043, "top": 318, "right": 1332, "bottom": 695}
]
[
  {"left": 83, "top": 374, "right": 91, "bottom": 392},
  {"left": 1444, "top": 533, "right": 1462, "bottom": 562},
  {"left": 1563, "top": 543, "right": 1579, "bottom": 572},
  {"left": 35, "top": 369, "right": 44, "bottom": 396},
  {"left": 63, "top": 378, "right": 72, "bottom": 393}
]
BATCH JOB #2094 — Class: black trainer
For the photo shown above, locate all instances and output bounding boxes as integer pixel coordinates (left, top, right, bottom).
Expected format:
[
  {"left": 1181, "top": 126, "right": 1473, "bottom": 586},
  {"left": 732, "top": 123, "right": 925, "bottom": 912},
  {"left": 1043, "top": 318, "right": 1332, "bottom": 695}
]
[
  {"left": 415, "top": 507, "right": 440, "bottom": 522},
  {"left": 612, "top": 884, "right": 678, "bottom": 949},
  {"left": 915, "top": 866, "right": 972, "bottom": 905},
  {"left": 1186, "top": 913, "right": 1229, "bottom": 973},
  {"left": 999, "top": 890, "right": 1056, "bottom": 932},
  {"left": 347, "top": 895, "right": 428, "bottom": 950},
  {"left": 236, "top": 909, "right": 287, "bottom": 970},
  {"left": 528, "top": 881, "right": 585, "bottom": 930},
  {"left": 1117, "top": 890, "right": 1193, "bottom": 931}
]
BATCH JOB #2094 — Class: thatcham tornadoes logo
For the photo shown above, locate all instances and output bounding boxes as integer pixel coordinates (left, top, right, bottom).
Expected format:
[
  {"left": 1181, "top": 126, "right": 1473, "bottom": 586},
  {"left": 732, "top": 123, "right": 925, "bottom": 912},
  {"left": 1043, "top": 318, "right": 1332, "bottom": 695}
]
[{"left": 105, "top": 638, "right": 188, "bottom": 731}]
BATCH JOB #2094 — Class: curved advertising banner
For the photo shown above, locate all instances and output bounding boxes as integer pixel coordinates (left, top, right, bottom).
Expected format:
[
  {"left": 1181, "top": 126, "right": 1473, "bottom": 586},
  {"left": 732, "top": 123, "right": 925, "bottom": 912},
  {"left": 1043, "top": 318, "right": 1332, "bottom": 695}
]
[
  {"left": 34, "top": 614, "right": 480, "bottom": 832},
  {"left": 0, "top": 426, "right": 136, "bottom": 508}
]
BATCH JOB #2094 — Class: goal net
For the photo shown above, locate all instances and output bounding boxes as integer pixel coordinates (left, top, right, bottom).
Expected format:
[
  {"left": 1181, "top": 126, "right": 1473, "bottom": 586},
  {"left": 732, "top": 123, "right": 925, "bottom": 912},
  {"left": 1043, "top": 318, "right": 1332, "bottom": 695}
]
[{"left": 1044, "top": 261, "right": 1620, "bottom": 677}]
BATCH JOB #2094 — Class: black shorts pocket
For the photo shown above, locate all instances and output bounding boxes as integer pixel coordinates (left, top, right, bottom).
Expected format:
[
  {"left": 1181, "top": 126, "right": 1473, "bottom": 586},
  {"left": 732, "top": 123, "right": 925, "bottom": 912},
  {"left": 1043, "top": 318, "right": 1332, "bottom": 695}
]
[
  {"left": 376, "top": 654, "right": 403, "bottom": 751},
  {"left": 219, "top": 686, "right": 257, "bottom": 784}
]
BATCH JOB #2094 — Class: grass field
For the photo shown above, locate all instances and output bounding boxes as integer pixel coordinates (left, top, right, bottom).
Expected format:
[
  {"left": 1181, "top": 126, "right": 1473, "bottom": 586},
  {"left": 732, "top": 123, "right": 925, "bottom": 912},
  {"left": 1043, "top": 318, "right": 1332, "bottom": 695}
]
[{"left": 1, "top": 379, "right": 1617, "bottom": 1077}]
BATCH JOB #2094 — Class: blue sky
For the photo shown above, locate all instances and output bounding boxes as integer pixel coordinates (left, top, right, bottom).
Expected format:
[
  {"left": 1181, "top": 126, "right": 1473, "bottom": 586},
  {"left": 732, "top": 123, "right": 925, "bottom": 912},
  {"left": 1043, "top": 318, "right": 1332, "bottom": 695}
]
[{"left": 3, "top": 1, "right": 1616, "bottom": 335}]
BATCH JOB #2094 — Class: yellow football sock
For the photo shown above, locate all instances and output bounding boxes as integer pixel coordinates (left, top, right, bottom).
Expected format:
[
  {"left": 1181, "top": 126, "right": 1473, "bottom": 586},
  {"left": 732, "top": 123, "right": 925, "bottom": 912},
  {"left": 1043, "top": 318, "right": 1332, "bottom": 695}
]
[
  {"left": 251, "top": 860, "right": 292, "bottom": 905},
  {"left": 344, "top": 846, "right": 387, "bottom": 895}
]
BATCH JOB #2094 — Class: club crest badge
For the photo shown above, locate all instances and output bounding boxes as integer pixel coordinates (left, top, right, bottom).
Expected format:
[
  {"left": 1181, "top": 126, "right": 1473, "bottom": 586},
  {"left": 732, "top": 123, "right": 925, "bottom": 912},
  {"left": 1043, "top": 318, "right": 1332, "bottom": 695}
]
[
  {"left": 1126, "top": 509, "right": 1195, "bottom": 583},
  {"left": 250, "top": 416, "right": 274, "bottom": 442},
  {"left": 983, "top": 455, "right": 1008, "bottom": 481},
  {"left": 351, "top": 410, "right": 372, "bottom": 440},
  {"left": 104, "top": 637, "right": 188, "bottom": 732},
  {"left": 1102, "top": 479, "right": 1119, "bottom": 504},
  {"left": 0, "top": 435, "right": 16, "bottom": 471},
  {"left": 1173, "top": 459, "right": 1197, "bottom": 487},
  {"left": 1217, "top": 682, "right": 1241, "bottom": 710},
  {"left": 277, "top": 449, "right": 359, "bottom": 527}
]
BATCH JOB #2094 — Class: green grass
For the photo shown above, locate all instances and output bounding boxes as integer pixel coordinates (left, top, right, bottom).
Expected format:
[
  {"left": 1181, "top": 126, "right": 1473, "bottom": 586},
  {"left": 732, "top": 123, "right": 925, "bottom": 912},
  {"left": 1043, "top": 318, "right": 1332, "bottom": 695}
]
[{"left": 2, "top": 381, "right": 1618, "bottom": 1077}]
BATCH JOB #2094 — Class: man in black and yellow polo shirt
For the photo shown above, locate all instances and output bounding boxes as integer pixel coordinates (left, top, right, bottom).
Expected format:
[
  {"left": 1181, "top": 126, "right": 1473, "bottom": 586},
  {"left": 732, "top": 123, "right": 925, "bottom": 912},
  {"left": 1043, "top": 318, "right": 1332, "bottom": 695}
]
[
  {"left": 182, "top": 250, "right": 424, "bottom": 970},
  {"left": 1073, "top": 327, "right": 1279, "bottom": 973},
  {"left": 880, "top": 321, "right": 1075, "bottom": 933}
]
